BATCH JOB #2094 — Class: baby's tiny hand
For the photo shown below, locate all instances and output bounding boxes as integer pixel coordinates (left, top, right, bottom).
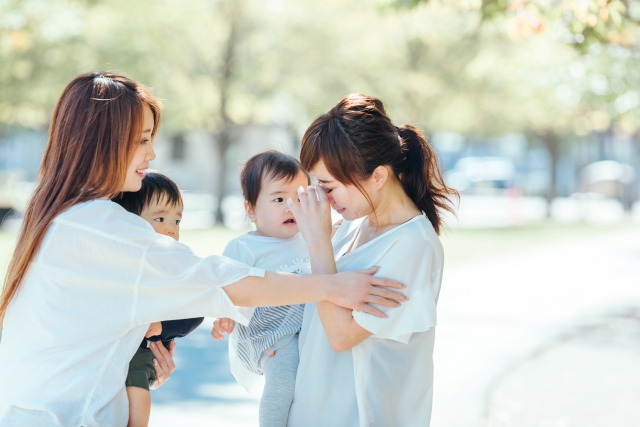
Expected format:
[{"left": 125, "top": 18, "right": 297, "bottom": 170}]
[
  {"left": 145, "top": 321, "right": 162, "bottom": 338},
  {"left": 211, "top": 318, "right": 236, "bottom": 340}
]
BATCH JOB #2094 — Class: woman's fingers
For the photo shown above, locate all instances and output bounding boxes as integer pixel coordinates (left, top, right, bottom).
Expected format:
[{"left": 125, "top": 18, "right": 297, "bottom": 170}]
[
  {"left": 151, "top": 359, "right": 163, "bottom": 389},
  {"left": 365, "top": 295, "right": 401, "bottom": 307},
  {"left": 168, "top": 340, "right": 177, "bottom": 357},
  {"left": 369, "top": 275, "right": 406, "bottom": 290},
  {"left": 357, "top": 266, "right": 380, "bottom": 276},
  {"left": 356, "top": 303, "right": 388, "bottom": 318},
  {"left": 286, "top": 198, "right": 302, "bottom": 218},
  {"left": 330, "top": 271, "right": 408, "bottom": 310},
  {"left": 150, "top": 341, "right": 176, "bottom": 387},
  {"left": 297, "top": 186, "right": 309, "bottom": 207},
  {"left": 369, "top": 286, "right": 408, "bottom": 304},
  {"left": 314, "top": 184, "right": 329, "bottom": 204}
]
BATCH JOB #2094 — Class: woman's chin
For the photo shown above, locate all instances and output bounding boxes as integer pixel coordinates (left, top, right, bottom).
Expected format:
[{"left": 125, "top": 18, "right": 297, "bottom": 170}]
[
  {"left": 339, "top": 211, "right": 359, "bottom": 221},
  {"left": 120, "top": 180, "right": 142, "bottom": 193}
]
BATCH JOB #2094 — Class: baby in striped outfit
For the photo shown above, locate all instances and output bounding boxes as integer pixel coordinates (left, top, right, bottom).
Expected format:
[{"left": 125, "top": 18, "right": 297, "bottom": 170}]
[{"left": 212, "top": 151, "right": 310, "bottom": 427}]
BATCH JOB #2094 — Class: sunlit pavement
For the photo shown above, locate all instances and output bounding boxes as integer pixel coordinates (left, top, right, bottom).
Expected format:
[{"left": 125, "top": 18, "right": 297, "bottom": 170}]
[
  {"left": 434, "top": 228, "right": 640, "bottom": 427},
  {"left": 149, "top": 227, "right": 640, "bottom": 426}
]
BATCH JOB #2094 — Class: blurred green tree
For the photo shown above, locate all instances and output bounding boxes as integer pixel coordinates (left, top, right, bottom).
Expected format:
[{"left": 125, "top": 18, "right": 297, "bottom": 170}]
[
  {"left": 391, "top": 0, "right": 640, "bottom": 49},
  {"left": 1, "top": 0, "right": 638, "bottom": 208}
]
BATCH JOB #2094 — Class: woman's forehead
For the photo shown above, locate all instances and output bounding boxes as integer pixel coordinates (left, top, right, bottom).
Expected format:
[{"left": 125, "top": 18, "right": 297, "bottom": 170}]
[
  {"left": 310, "top": 160, "right": 336, "bottom": 183},
  {"left": 142, "top": 104, "right": 155, "bottom": 134}
]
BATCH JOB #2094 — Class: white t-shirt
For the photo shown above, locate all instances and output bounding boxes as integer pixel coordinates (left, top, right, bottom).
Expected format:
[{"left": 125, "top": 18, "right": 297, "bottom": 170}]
[
  {"left": 223, "top": 232, "right": 310, "bottom": 391},
  {"left": 287, "top": 215, "right": 443, "bottom": 427},
  {"left": 0, "top": 199, "right": 263, "bottom": 427}
]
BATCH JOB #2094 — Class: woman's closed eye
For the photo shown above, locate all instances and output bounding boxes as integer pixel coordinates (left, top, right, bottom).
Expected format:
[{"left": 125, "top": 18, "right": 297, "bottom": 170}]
[{"left": 141, "top": 138, "right": 150, "bottom": 145}]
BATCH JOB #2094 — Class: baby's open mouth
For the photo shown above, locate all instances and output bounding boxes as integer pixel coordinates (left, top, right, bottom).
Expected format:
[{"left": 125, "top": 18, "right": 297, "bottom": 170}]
[{"left": 283, "top": 219, "right": 296, "bottom": 224}]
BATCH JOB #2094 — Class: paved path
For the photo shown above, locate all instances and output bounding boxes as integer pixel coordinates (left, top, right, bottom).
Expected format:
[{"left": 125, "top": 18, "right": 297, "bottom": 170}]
[
  {"left": 149, "top": 227, "right": 640, "bottom": 426},
  {"left": 484, "top": 312, "right": 640, "bottom": 427},
  {"left": 433, "top": 228, "right": 640, "bottom": 426}
]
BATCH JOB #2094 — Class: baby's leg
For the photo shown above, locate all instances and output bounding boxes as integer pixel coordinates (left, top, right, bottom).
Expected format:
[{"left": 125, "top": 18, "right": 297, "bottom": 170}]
[
  {"left": 126, "top": 387, "right": 151, "bottom": 427},
  {"left": 126, "top": 347, "right": 157, "bottom": 427},
  {"left": 259, "top": 334, "right": 299, "bottom": 427}
]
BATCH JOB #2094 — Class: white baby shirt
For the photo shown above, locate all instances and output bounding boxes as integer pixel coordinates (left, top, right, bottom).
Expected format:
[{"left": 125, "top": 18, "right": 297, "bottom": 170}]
[{"left": 223, "top": 232, "right": 310, "bottom": 392}]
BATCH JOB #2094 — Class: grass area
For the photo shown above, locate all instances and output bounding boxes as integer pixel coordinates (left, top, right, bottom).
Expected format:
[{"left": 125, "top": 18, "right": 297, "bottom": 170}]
[
  {"left": 439, "top": 219, "right": 639, "bottom": 264},
  {"left": 0, "top": 220, "right": 637, "bottom": 278}
]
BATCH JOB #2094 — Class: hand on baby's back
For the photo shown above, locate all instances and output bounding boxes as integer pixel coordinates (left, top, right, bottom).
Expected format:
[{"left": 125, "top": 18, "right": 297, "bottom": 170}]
[{"left": 211, "top": 317, "right": 236, "bottom": 340}]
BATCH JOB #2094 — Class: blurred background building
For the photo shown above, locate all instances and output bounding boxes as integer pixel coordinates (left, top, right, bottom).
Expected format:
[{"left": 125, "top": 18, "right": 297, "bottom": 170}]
[{"left": 1, "top": 0, "right": 640, "bottom": 426}]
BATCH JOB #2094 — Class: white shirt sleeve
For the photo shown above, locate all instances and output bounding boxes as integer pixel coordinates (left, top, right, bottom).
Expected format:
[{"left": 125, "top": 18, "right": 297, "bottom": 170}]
[
  {"left": 222, "top": 238, "right": 257, "bottom": 319},
  {"left": 352, "top": 233, "right": 439, "bottom": 343},
  {"left": 133, "top": 235, "right": 264, "bottom": 327},
  {"left": 223, "top": 237, "right": 262, "bottom": 392}
]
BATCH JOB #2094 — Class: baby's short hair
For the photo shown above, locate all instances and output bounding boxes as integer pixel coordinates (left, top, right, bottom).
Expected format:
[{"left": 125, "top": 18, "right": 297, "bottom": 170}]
[
  {"left": 241, "top": 151, "right": 309, "bottom": 207},
  {"left": 112, "top": 171, "right": 183, "bottom": 215}
]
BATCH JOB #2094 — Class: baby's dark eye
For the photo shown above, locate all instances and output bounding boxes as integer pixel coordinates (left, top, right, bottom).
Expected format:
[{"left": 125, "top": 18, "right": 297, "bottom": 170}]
[
  {"left": 154, "top": 217, "right": 164, "bottom": 223},
  {"left": 274, "top": 198, "right": 284, "bottom": 203},
  {"left": 175, "top": 220, "right": 181, "bottom": 225}
]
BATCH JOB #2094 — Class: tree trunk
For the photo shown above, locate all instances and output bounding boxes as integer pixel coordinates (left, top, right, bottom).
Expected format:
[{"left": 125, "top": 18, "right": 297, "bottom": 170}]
[
  {"left": 540, "top": 132, "right": 560, "bottom": 205},
  {"left": 214, "top": 127, "right": 234, "bottom": 223},
  {"left": 213, "top": 0, "right": 242, "bottom": 224}
]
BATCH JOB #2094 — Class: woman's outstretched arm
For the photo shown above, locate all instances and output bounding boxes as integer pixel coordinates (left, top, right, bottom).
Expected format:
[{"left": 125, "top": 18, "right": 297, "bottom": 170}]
[{"left": 223, "top": 268, "right": 406, "bottom": 318}]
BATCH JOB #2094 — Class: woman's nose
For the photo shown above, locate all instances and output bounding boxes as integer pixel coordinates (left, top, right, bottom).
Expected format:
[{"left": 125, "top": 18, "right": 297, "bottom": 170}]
[{"left": 146, "top": 143, "right": 156, "bottom": 161}]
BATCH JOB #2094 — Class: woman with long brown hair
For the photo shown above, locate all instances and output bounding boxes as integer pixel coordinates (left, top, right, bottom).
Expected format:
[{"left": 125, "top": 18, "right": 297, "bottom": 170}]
[
  {"left": 285, "top": 94, "right": 458, "bottom": 426},
  {"left": 0, "top": 74, "right": 405, "bottom": 426}
]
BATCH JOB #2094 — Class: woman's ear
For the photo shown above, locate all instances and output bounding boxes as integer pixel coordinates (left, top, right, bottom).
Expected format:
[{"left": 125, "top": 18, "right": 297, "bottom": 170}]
[
  {"left": 244, "top": 201, "right": 256, "bottom": 222},
  {"left": 372, "top": 166, "right": 389, "bottom": 189}
]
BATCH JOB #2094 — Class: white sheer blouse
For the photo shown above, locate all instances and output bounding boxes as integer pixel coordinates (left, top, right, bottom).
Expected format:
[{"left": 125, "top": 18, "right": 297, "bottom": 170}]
[
  {"left": 0, "top": 199, "right": 263, "bottom": 427},
  {"left": 288, "top": 215, "right": 443, "bottom": 427}
]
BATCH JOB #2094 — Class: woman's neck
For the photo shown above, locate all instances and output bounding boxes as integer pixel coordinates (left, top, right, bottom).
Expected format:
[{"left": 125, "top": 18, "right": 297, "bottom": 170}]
[{"left": 367, "top": 179, "right": 421, "bottom": 229}]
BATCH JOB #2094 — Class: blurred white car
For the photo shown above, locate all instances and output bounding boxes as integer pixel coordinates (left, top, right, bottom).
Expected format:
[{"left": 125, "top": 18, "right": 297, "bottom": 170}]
[{"left": 445, "top": 156, "right": 516, "bottom": 194}]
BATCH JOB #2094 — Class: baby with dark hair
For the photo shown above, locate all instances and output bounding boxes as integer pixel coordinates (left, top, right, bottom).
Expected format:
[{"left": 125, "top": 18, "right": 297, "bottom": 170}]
[
  {"left": 211, "top": 151, "right": 310, "bottom": 427},
  {"left": 112, "top": 172, "right": 203, "bottom": 427}
]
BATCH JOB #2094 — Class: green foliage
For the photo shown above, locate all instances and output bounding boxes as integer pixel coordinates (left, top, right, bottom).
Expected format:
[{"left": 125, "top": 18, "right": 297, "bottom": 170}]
[
  {"left": 1, "top": 0, "right": 638, "bottom": 142},
  {"left": 403, "top": 0, "right": 640, "bottom": 50}
]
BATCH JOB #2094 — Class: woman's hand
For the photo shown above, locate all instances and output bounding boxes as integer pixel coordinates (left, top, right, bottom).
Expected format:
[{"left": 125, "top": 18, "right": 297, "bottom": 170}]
[
  {"left": 149, "top": 340, "right": 176, "bottom": 390},
  {"left": 211, "top": 318, "right": 235, "bottom": 340},
  {"left": 328, "top": 267, "right": 408, "bottom": 318},
  {"left": 287, "top": 185, "right": 333, "bottom": 248}
]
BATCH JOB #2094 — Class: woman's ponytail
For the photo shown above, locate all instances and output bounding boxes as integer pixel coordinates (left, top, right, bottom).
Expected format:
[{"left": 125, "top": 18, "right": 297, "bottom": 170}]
[
  {"left": 300, "top": 94, "right": 458, "bottom": 235},
  {"left": 397, "top": 125, "right": 458, "bottom": 234}
]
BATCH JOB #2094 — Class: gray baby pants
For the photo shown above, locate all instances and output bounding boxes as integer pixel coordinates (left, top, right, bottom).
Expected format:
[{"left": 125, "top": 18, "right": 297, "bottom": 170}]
[{"left": 259, "top": 333, "right": 299, "bottom": 427}]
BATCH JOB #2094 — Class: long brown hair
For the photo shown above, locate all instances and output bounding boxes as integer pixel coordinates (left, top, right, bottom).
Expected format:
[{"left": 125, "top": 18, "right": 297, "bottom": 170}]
[
  {"left": 300, "top": 94, "right": 457, "bottom": 234},
  {"left": 0, "top": 72, "right": 162, "bottom": 318}
]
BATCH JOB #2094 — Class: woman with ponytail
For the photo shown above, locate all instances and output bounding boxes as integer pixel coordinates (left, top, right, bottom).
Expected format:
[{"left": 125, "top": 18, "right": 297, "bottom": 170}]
[
  {"left": 286, "top": 94, "right": 458, "bottom": 427},
  {"left": 0, "top": 77, "right": 405, "bottom": 426}
]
